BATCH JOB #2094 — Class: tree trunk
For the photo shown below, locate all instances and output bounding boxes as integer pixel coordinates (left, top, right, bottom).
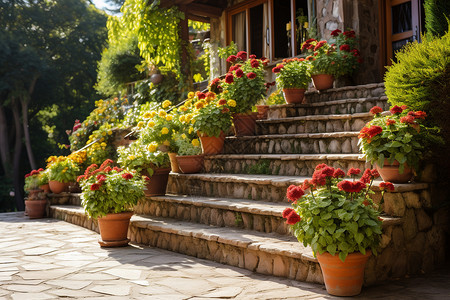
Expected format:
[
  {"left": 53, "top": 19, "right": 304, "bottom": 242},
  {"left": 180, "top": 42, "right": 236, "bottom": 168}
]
[
  {"left": 0, "top": 105, "right": 12, "bottom": 176},
  {"left": 21, "top": 74, "right": 38, "bottom": 170},
  {"left": 12, "top": 99, "right": 24, "bottom": 211}
]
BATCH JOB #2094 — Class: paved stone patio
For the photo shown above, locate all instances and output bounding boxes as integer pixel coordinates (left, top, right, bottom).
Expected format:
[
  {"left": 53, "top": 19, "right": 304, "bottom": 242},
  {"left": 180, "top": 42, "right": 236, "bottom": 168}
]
[{"left": 1, "top": 212, "right": 449, "bottom": 300}]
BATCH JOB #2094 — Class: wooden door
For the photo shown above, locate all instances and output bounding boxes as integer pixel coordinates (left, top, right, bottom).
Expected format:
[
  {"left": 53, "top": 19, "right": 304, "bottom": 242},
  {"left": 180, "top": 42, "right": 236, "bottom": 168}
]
[{"left": 384, "top": 0, "right": 422, "bottom": 65}]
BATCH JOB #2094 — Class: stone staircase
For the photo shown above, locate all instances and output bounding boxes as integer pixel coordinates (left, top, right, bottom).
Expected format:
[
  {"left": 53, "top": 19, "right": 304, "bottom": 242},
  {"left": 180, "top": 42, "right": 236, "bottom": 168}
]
[{"left": 49, "top": 83, "right": 448, "bottom": 285}]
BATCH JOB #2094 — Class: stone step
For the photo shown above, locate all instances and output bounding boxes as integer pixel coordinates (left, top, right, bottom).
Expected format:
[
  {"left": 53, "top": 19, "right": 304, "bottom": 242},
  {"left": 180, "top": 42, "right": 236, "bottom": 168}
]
[
  {"left": 204, "top": 154, "right": 370, "bottom": 176},
  {"left": 167, "top": 172, "right": 429, "bottom": 203},
  {"left": 268, "top": 96, "right": 389, "bottom": 120},
  {"left": 257, "top": 112, "right": 373, "bottom": 135},
  {"left": 223, "top": 131, "right": 360, "bottom": 155},
  {"left": 134, "top": 195, "right": 290, "bottom": 235},
  {"left": 49, "top": 205, "right": 324, "bottom": 284},
  {"left": 305, "top": 82, "right": 386, "bottom": 104}
]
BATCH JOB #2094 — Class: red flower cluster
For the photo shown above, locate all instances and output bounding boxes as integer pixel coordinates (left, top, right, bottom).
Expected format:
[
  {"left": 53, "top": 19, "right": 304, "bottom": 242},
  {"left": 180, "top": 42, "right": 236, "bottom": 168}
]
[
  {"left": 343, "top": 30, "right": 356, "bottom": 38},
  {"left": 25, "top": 168, "right": 44, "bottom": 178},
  {"left": 301, "top": 179, "right": 314, "bottom": 190},
  {"left": 250, "top": 59, "right": 260, "bottom": 68},
  {"left": 246, "top": 72, "right": 256, "bottom": 79},
  {"left": 196, "top": 91, "right": 206, "bottom": 99},
  {"left": 314, "top": 40, "right": 327, "bottom": 51},
  {"left": 225, "top": 74, "right": 234, "bottom": 84},
  {"left": 390, "top": 105, "right": 403, "bottom": 114},
  {"left": 379, "top": 181, "right": 395, "bottom": 191},
  {"left": 339, "top": 44, "right": 351, "bottom": 52},
  {"left": 272, "top": 65, "right": 284, "bottom": 73},
  {"left": 226, "top": 55, "right": 237, "bottom": 63},
  {"left": 385, "top": 119, "right": 396, "bottom": 126},
  {"left": 337, "top": 180, "right": 365, "bottom": 193},
  {"left": 121, "top": 173, "right": 133, "bottom": 180},
  {"left": 370, "top": 106, "right": 383, "bottom": 115},
  {"left": 235, "top": 68, "right": 244, "bottom": 78},
  {"left": 236, "top": 51, "right": 247, "bottom": 60},
  {"left": 249, "top": 54, "right": 257, "bottom": 59},
  {"left": 286, "top": 185, "right": 304, "bottom": 202},
  {"left": 282, "top": 208, "right": 301, "bottom": 225},
  {"left": 218, "top": 99, "right": 227, "bottom": 106},
  {"left": 90, "top": 183, "right": 100, "bottom": 191},
  {"left": 311, "top": 164, "right": 336, "bottom": 186},
  {"left": 358, "top": 125, "right": 383, "bottom": 140},
  {"left": 205, "top": 91, "right": 215, "bottom": 99},
  {"left": 229, "top": 64, "right": 241, "bottom": 72},
  {"left": 347, "top": 168, "right": 361, "bottom": 176},
  {"left": 360, "top": 168, "right": 379, "bottom": 184},
  {"left": 301, "top": 38, "right": 317, "bottom": 51},
  {"left": 221, "top": 107, "right": 230, "bottom": 114},
  {"left": 264, "top": 81, "right": 276, "bottom": 89},
  {"left": 333, "top": 168, "right": 345, "bottom": 178},
  {"left": 407, "top": 111, "right": 427, "bottom": 120},
  {"left": 400, "top": 115, "right": 415, "bottom": 124},
  {"left": 331, "top": 29, "right": 342, "bottom": 37}
]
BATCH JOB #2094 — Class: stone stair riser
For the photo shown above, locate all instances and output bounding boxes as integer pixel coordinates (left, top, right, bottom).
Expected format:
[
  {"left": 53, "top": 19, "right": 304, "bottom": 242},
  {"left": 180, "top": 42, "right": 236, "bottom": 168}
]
[
  {"left": 224, "top": 136, "right": 359, "bottom": 155},
  {"left": 134, "top": 199, "right": 289, "bottom": 235},
  {"left": 258, "top": 117, "right": 371, "bottom": 135},
  {"left": 204, "top": 157, "right": 370, "bottom": 176},
  {"left": 129, "top": 224, "right": 324, "bottom": 283},
  {"left": 268, "top": 98, "right": 388, "bottom": 120},
  {"left": 304, "top": 83, "right": 386, "bottom": 103}
]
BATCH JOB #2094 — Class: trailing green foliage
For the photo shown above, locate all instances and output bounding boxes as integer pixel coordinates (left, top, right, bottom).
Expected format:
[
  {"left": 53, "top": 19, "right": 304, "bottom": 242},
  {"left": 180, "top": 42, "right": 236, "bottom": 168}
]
[
  {"left": 424, "top": 0, "right": 450, "bottom": 37},
  {"left": 133, "top": 71, "right": 183, "bottom": 105}
]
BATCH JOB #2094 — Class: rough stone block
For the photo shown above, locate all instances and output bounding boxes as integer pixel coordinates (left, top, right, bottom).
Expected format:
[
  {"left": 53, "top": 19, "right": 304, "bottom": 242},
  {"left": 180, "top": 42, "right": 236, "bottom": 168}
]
[
  {"left": 416, "top": 209, "right": 432, "bottom": 232},
  {"left": 256, "top": 252, "right": 273, "bottom": 275},
  {"left": 244, "top": 250, "right": 259, "bottom": 271},
  {"left": 384, "top": 193, "right": 406, "bottom": 217},
  {"left": 402, "top": 209, "right": 418, "bottom": 241}
]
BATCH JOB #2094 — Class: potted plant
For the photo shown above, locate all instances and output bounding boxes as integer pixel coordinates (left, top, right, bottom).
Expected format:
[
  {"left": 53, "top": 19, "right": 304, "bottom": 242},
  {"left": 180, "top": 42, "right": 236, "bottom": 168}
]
[
  {"left": 221, "top": 51, "right": 267, "bottom": 136},
  {"left": 173, "top": 132, "right": 203, "bottom": 174},
  {"left": 189, "top": 91, "right": 233, "bottom": 154},
  {"left": 37, "top": 169, "right": 50, "bottom": 193},
  {"left": 283, "top": 164, "right": 387, "bottom": 296},
  {"left": 24, "top": 169, "right": 47, "bottom": 219},
  {"left": 301, "top": 30, "right": 362, "bottom": 90},
  {"left": 117, "top": 140, "right": 170, "bottom": 196},
  {"left": 272, "top": 58, "right": 310, "bottom": 104},
  {"left": 46, "top": 156, "right": 81, "bottom": 194},
  {"left": 358, "top": 105, "right": 428, "bottom": 183},
  {"left": 77, "top": 159, "right": 145, "bottom": 247}
]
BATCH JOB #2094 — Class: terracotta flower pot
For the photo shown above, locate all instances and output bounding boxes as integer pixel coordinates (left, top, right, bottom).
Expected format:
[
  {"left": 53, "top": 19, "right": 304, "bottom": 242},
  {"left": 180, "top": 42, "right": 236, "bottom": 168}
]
[
  {"left": 176, "top": 155, "right": 204, "bottom": 174},
  {"left": 168, "top": 152, "right": 181, "bottom": 173},
  {"left": 256, "top": 105, "right": 269, "bottom": 120},
  {"left": 316, "top": 250, "right": 371, "bottom": 296},
  {"left": 198, "top": 131, "right": 226, "bottom": 155},
  {"left": 312, "top": 74, "right": 334, "bottom": 90},
  {"left": 39, "top": 184, "right": 50, "bottom": 194},
  {"left": 143, "top": 168, "right": 170, "bottom": 196},
  {"left": 25, "top": 199, "right": 47, "bottom": 219},
  {"left": 97, "top": 212, "right": 133, "bottom": 247},
  {"left": 376, "top": 159, "right": 413, "bottom": 183},
  {"left": 49, "top": 180, "right": 69, "bottom": 194},
  {"left": 282, "top": 88, "right": 306, "bottom": 104},
  {"left": 233, "top": 112, "right": 258, "bottom": 136}
]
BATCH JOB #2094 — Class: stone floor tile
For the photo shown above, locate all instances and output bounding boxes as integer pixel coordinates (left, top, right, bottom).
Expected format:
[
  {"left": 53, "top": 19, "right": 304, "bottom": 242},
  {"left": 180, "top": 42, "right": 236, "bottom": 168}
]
[
  {"left": 22, "top": 263, "right": 59, "bottom": 271},
  {"left": 129, "top": 280, "right": 150, "bottom": 286},
  {"left": 200, "top": 286, "right": 244, "bottom": 298},
  {"left": 4, "top": 284, "right": 51, "bottom": 293},
  {"left": 46, "top": 279, "right": 92, "bottom": 290},
  {"left": 18, "top": 269, "right": 76, "bottom": 280},
  {"left": 48, "top": 288, "right": 101, "bottom": 297},
  {"left": 89, "top": 284, "right": 132, "bottom": 296},
  {"left": 11, "top": 292, "right": 56, "bottom": 300},
  {"left": 22, "top": 247, "right": 59, "bottom": 256},
  {"left": 103, "top": 268, "right": 142, "bottom": 280}
]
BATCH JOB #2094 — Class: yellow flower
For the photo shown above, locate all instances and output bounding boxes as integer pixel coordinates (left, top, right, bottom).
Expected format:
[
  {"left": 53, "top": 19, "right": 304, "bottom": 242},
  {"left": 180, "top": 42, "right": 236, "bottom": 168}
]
[
  {"left": 158, "top": 110, "right": 167, "bottom": 118},
  {"left": 108, "top": 130, "right": 112, "bottom": 135},
  {"left": 128, "top": 155, "right": 135, "bottom": 160},
  {"left": 161, "top": 127, "right": 169, "bottom": 135},
  {"left": 163, "top": 140, "right": 170, "bottom": 146},
  {"left": 147, "top": 120, "right": 155, "bottom": 127},
  {"left": 179, "top": 106, "right": 187, "bottom": 112},
  {"left": 143, "top": 112, "right": 152, "bottom": 119},
  {"left": 179, "top": 115, "right": 186, "bottom": 122},
  {"left": 188, "top": 92, "right": 195, "bottom": 99},
  {"left": 191, "top": 119, "right": 196, "bottom": 124},
  {"left": 100, "top": 142, "right": 107, "bottom": 147},
  {"left": 185, "top": 100, "right": 192, "bottom": 107},
  {"left": 192, "top": 139, "right": 200, "bottom": 147},
  {"left": 137, "top": 121, "right": 144, "bottom": 128},
  {"left": 181, "top": 133, "right": 187, "bottom": 139},
  {"left": 76, "top": 133, "right": 80, "bottom": 137},
  {"left": 195, "top": 101, "right": 205, "bottom": 110},
  {"left": 227, "top": 99, "right": 237, "bottom": 107},
  {"left": 162, "top": 100, "right": 172, "bottom": 108},
  {"left": 150, "top": 111, "right": 157, "bottom": 118},
  {"left": 166, "top": 115, "right": 173, "bottom": 121},
  {"left": 189, "top": 127, "right": 194, "bottom": 134},
  {"left": 185, "top": 114, "right": 193, "bottom": 123},
  {"left": 102, "top": 132, "right": 107, "bottom": 136},
  {"left": 147, "top": 142, "right": 158, "bottom": 153}
]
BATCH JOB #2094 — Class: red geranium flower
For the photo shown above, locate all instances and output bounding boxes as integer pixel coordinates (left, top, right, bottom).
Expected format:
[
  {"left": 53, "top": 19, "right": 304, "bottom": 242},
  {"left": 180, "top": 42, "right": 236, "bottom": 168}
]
[
  {"left": 352, "top": 49, "right": 360, "bottom": 57},
  {"left": 314, "top": 40, "right": 327, "bottom": 51},
  {"left": 379, "top": 181, "right": 395, "bottom": 191},
  {"left": 225, "top": 73, "right": 234, "bottom": 84},
  {"left": 235, "top": 68, "right": 244, "bottom": 78},
  {"left": 386, "top": 119, "right": 396, "bottom": 126},
  {"left": 236, "top": 51, "right": 247, "bottom": 60},
  {"left": 90, "top": 183, "right": 100, "bottom": 191},
  {"left": 321, "top": 166, "right": 335, "bottom": 177},
  {"left": 218, "top": 99, "right": 227, "bottom": 106},
  {"left": 226, "top": 55, "right": 237, "bottom": 63},
  {"left": 250, "top": 59, "right": 260, "bottom": 68},
  {"left": 209, "top": 77, "right": 221, "bottom": 87},
  {"left": 367, "top": 125, "right": 383, "bottom": 138},
  {"left": 333, "top": 168, "right": 345, "bottom": 178},
  {"left": 301, "top": 179, "right": 314, "bottom": 190},
  {"left": 77, "top": 175, "right": 85, "bottom": 182},
  {"left": 312, "top": 171, "right": 326, "bottom": 186},
  {"left": 347, "top": 168, "right": 361, "bottom": 176},
  {"left": 360, "top": 169, "right": 372, "bottom": 184},
  {"left": 371, "top": 169, "right": 380, "bottom": 178},
  {"left": 249, "top": 54, "right": 257, "bottom": 59},
  {"left": 400, "top": 115, "right": 415, "bottom": 124},
  {"left": 286, "top": 210, "right": 301, "bottom": 225},
  {"left": 121, "top": 173, "right": 133, "bottom": 180},
  {"left": 196, "top": 91, "right": 206, "bottom": 99},
  {"left": 246, "top": 72, "right": 257, "bottom": 79},
  {"left": 339, "top": 44, "right": 351, "bottom": 52},
  {"left": 331, "top": 29, "right": 342, "bottom": 37},
  {"left": 282, "top": 207, "right": 294, "bottom": 218},
  {"left": 96, "top": 174, "right": 107, "bottom": 182},
  {"left": 286, "top": 185, "right": 304, "bottom": 202},
  {"left": 104, "top": 166, "right": 112, "bottom": 173},
  {"left": 370, "top": 106, "right": 383, "bottom": 115},
  {"left": 113, "top": 166, "right": 123, "bottom": 172},
  {"left": 315, "top": 163, "right": 328, "bottom": 170},
  {"left": 408, "top": 111, "right": 427, "bottom": 119},
  {"left": 390, "top": 105, "right": 403, "bottom": 114},
  {"left": 221, "top": 107, "right": 230, "bottom": 114},
  {"left": 343, "top": 30, "right": 356, "bottom": 38},
  {"left": 205, "top": 91, "right": 216, "bottom": 99}
]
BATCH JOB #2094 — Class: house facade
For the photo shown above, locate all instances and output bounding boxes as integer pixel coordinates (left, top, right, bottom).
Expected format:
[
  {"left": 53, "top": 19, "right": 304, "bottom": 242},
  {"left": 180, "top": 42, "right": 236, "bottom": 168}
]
[{"left": 161, "top": 0, "right": 425, "bottom": 85}]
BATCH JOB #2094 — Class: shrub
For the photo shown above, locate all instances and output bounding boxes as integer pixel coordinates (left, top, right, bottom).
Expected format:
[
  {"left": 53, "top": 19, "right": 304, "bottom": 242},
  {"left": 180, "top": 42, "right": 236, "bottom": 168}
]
[{"left": 424, "top": 0, "right": 450, "bottom": 37}]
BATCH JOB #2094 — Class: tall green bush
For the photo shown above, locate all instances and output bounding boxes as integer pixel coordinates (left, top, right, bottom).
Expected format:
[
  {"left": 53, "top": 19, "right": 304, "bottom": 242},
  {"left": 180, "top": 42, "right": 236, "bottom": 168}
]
[{"left": 424, "top": 0, "right": 450, "bottom": 37}]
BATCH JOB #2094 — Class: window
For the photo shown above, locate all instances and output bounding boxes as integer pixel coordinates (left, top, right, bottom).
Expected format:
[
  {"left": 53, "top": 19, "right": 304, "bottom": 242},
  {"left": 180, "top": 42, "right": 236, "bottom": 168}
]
[{"left": 227, "top": 0, "right": 310, "bottom": 62}]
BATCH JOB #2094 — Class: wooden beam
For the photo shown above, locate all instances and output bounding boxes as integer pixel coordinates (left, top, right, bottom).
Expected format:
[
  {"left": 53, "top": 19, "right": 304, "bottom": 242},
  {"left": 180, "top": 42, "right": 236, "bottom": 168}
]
[
  {"left": 185, "top": 3, "right": 223, "bottom": 18},
  {"left": 186, "top": 13, "right": 210, "bottom": 24}
]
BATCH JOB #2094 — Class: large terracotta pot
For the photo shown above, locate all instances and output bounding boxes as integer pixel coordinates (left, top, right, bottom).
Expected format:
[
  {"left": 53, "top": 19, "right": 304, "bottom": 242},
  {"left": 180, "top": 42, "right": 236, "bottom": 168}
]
[
  {"left": 25, "top": 199, "right": 47, "bottom": 219},
  {"left": 376, "top": 159, "right": 413, "bottom": 183},
  {"left": 282, "top": 88, "right": 306, "bottom": 104},
  {"left": 256, "top": 105, "right": 269, "bottom": 120},
  {"left": 198, "top": 131, "right": 226, "bottom": 155},
  {"left": 233, "top": 112, "right": 258, "bottom": 136},
  {"left": 49, "top": 180, "right": 69, "bottom": 194},
  {"left": 168, "top": 152, "right": 181, "bottom": 173},
  {"left": 316, "top": 250, "right": 371, "bottom": 296},
  {"left": 97, "top": 212, "right": 133, "bottom": 247},
  {"left": 176, "top": 155, "right": 204, "bottom": 174},
  {"left": 143, "top": 168, "right": 170, "bottom": 196},
  {"left": 312, "top": 74, "right": 335, "bottom": 90}
]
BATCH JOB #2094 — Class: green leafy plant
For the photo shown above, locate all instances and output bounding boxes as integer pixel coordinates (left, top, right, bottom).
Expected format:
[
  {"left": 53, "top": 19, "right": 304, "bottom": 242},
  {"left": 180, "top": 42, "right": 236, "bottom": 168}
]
[
  {"left": 272, "top": 57, "right": 310, "bottom": 89},
  {"left": 173, "top": 132, "right": 202, "bottom": 156},
  {"left": 218, "top": 41, "right": 237, "bottom": 59},
  {"left": 117, "top": 139, "right": 170, "bottom": 175},
  {"left": 190, "top": 91, "right": 233, "bottom": 137},
  {"left": 37, "top": 169, "right": 49, "bottom": 186},
  {"left": 301, "top": 30, "right": 361, "bottom": 77},
  {"left": 46, "top": 156, "right": 81, "bottom": 183},
  {"left": 78, "top": 159, "right": 145, "bottom": 219},
  {"left": 24, "top": 169, "right": 44, "bottom": 191},
  {"left": 283, "top": 164, "right": 387, "bottom": 262},
  {"left": 358, "top": 106, "right": 428, "bottom": 173},
  {"left": 424, "top": 0, "right": 450, "bottom": 37},
  {"left": 266, "top": 89, "right": 286, "bottom": 105},
  {"left": 220, "top": 51, "right": 267, "bottom": 114}
]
